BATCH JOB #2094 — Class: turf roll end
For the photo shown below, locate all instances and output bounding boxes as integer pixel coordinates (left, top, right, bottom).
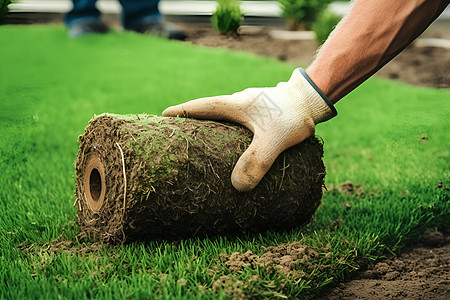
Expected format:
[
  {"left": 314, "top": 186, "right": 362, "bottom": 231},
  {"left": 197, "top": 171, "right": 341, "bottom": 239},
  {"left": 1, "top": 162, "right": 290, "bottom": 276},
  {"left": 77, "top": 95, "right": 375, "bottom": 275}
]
[
  {"left": 75, "top": 114, "right": 326, "bottom": 243},
  {"left": 83, "top": 155, "right": 106, "bottom": 213}
]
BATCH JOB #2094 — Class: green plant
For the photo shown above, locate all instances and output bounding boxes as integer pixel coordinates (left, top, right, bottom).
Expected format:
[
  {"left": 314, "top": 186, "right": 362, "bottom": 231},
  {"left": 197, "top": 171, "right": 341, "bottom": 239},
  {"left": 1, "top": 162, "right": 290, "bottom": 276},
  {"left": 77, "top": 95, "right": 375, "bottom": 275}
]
[
  {"left": 278, "top": 0, "right": 331, "bottom": 30},
  {"left": 312, "top": 10, "right": 341, "bottom": 44},
  {"left": 0, "top": 0, "right": 11, "bottom": 23},
  {"left": 211, "top": 0, "right": 243, "bottom": 35}
]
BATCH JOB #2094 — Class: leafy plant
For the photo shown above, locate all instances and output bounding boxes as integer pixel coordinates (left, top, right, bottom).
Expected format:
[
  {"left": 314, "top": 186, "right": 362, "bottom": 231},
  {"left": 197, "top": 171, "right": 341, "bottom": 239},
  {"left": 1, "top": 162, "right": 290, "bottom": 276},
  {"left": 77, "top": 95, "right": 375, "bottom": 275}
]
[
  {"left": 278, "top": 0, "right": 331, "bottom": 30},
  {"left": 312, "top": 10, "right": 341, "bottom": 45},
  {"left": 0, "top": 0, "right": 11, "bottom": 23},
  {"left": 211, "top": 0, "right": 243, "bottom": 35}
]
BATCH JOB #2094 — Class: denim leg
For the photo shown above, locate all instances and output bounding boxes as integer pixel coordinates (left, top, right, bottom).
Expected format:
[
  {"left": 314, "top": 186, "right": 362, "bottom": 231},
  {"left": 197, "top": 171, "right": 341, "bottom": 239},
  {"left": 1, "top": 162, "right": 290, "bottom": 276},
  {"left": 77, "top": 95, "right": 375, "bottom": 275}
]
[
  {"left": 119, "top": 0, "right": 161, "bottom": 29},
  {"left": 64, "top": 0, "right": 101, "bottom": 26}
]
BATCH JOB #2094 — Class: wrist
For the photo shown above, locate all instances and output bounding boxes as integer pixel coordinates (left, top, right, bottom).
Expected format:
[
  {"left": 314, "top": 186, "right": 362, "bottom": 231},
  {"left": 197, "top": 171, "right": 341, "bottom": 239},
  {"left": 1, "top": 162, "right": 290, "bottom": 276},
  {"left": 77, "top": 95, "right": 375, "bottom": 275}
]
[
  {"left": 287, "top": 68, "right": 337, "bottom": 124},
  {"left": 298, "top": 68, "right": 337, "bottom": 116}
]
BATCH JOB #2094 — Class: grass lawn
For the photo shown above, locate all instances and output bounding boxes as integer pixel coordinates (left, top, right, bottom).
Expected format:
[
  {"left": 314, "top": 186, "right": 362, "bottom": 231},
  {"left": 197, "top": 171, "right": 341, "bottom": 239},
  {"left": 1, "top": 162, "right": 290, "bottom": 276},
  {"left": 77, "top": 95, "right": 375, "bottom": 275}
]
[{"left": 1, "top": 25, "right": 449, "bottom": 299}]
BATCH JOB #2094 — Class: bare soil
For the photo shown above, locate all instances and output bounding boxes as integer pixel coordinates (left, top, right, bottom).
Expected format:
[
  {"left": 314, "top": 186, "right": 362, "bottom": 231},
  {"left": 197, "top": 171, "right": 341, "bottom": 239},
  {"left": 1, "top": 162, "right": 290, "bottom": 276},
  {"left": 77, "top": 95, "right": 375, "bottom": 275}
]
[
  {"left": 216, "top": 242, "right": 324, "bottom": 298},
  {"left": 216, "top": 230, "right": 450, "bottom": 299},
  {"left": 216, "top": 184, "right": 449, "bottom": 299},
  {"left": 317, "top": 231, "right": 450, "bottom": 300},
  {"left": 183, "top": 24, "right": 450, "bottom": 88}
]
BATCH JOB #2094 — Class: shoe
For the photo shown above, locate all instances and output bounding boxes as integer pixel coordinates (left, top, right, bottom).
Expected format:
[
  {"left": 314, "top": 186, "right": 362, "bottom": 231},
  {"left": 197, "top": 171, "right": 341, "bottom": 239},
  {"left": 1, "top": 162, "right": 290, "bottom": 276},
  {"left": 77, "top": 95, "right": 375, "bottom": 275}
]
[
  {"left": 130, "top": 19, "right": 187, "bottom": 40},
  {"left": 68, "top": 19, "right": 109, "bottom": 38}
]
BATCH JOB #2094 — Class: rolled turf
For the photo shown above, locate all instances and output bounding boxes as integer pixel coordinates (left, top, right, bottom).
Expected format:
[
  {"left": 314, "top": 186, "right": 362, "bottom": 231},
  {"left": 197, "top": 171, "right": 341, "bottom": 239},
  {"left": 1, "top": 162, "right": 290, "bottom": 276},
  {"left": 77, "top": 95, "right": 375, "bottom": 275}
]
[{"left": 75, "top": 114, "right": 326, "bottom": 243}]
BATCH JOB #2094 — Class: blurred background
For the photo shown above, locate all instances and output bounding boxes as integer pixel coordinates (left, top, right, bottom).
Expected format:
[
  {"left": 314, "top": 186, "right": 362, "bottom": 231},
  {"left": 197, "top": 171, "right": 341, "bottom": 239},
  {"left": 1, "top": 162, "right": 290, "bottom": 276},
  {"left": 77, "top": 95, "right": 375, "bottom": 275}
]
[{"left": 3, "top": 0, "right": 450, "bottom": 87}]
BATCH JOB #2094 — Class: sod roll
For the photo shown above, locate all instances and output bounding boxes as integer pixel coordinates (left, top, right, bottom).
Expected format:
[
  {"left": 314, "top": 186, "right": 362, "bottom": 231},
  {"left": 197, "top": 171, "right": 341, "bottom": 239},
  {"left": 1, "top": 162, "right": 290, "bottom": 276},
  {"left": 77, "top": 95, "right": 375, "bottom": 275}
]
[{"left": 75, "top": 114, "right": 326, "bottom": 243}]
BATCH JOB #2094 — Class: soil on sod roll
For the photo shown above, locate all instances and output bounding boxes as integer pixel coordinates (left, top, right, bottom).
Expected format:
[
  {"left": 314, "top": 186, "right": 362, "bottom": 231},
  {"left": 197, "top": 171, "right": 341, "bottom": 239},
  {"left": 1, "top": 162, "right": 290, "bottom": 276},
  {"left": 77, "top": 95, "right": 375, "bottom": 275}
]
[{"left": 75, "top": 114, "right": 326, "bottom": 243}]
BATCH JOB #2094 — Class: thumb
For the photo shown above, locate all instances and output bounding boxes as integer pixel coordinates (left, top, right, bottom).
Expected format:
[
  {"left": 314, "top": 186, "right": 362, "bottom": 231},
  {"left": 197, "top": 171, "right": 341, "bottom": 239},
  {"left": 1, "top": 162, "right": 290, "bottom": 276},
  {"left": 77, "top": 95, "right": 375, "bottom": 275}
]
[
  {"left": 231, "top": 133, "right": 284, "bottom": 192},
  {"left": 162, "top": 96, "right": 246, "bottom": 123},
  {"left": 231, "top": 117, "right": 316, "bottom": 192}
]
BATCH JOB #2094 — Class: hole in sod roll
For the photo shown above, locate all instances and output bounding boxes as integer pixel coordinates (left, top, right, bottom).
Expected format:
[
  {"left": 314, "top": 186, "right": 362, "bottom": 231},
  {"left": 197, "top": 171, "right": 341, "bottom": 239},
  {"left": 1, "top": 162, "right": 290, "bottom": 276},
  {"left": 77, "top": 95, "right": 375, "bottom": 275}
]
[
  {"left": 84, "top": 155, "right": 106, "bottom": 213},
  {"left": 89, "top": 169, "right": 102, "bottom": 201}
]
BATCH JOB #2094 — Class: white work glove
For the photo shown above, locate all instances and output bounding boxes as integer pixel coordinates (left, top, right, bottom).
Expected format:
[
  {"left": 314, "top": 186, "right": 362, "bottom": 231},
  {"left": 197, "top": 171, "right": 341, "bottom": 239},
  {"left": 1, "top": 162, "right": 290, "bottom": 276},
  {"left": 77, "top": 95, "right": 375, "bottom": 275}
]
[{"left": 163, "top": 68, "right": 337, "bottom": 192}]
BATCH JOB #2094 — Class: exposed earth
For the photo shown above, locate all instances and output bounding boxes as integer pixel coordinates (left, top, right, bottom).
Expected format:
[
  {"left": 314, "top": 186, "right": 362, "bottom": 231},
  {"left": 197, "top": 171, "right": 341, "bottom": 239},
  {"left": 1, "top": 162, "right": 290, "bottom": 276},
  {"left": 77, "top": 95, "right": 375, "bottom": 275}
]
[
  {"left": 318, "top": 230, "right": 450, "bottom": 300},
  {"left": 215, "top": 230, "right": 450, "bottom": 299},
  {"left": 183, "top": 24, "right": 450, "bottom": 89}
]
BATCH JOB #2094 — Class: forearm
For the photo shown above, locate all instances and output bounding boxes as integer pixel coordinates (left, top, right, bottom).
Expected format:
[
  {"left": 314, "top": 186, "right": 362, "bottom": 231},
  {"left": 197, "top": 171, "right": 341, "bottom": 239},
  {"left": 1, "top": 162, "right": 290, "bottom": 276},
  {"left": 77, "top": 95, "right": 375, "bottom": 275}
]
[{"left": 306, "top": 0, "right": 449, "bottom": 104}]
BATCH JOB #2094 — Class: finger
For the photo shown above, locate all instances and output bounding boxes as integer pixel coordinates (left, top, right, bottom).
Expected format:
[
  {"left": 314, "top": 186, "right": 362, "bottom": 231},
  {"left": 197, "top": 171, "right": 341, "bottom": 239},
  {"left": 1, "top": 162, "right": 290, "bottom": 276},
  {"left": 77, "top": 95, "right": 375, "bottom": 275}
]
[
  {"left": 231, "top": 118, "right": 315, "bottom": 192},
  {"left": 231, "top": 134, "right": 286, "bottom": 192},
  {"left": 162, "top": 95, "right": 247, "bottom": 124}
]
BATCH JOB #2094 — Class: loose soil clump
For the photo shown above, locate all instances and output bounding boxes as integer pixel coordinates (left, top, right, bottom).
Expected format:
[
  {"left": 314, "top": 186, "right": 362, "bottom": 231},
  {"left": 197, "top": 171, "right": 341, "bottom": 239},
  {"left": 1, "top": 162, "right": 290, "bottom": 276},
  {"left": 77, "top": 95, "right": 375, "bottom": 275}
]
[
  {"left": 215, "top": 241, "right": 331, "bottom": 298},
  {"left": 75, "top": 114, "right": 326, "bottom": 243},
  {"left": 220, "top": 241, "right": 320, "bottom": 278},
  {"left": 318, "top": 231, "right": 450, "bottom": 300}
]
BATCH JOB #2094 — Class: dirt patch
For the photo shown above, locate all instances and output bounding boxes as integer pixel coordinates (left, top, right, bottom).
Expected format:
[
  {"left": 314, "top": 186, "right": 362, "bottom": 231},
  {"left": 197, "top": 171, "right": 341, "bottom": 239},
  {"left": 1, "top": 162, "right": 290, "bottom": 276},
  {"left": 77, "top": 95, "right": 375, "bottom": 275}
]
[
  {"left": 212, "top": 275, "right": 248, "bottom": 299},
  {"left": 18, "top": 227, "right": 104, "bottom": 256},
  {"left": 325, "top": 180, "right": 370, "bottom": 200},
  {"left": 185, "top": 25, "right": 319, "bottom": 67},
  {"left": 215, "top": 241, "right": 333, "bottom": 298},
  {"left": 326, "top": 180, "right": 362, "bottom": 195},
  {"left": 318, "top": 231, "right": 450, "bottom": 300},
  {"left": 220, "top": 242, "right": 321, "bottom": 278},
  {"left": 376, "top": 46, "right": 450, "bottom": 88},
  {"left": 19, "top": 240, "right": 103, "bottom": 256},
  {"left": 183, "top": 24, "right": 450, "bottom": 88}
]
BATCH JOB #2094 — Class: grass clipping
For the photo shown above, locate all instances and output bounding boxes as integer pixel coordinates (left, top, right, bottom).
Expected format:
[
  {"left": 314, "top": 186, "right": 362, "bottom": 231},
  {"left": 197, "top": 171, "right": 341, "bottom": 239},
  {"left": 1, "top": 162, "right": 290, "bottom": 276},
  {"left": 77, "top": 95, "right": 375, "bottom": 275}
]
[{"left": 75, "top": 114, "right": 326, "bottom": 243}]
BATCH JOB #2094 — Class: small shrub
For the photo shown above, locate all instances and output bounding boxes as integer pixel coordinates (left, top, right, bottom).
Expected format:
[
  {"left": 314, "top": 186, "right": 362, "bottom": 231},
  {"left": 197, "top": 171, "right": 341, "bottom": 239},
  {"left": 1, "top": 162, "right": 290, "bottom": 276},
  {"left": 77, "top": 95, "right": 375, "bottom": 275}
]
[
  {"left": 312, "top": 10, "right": 342, "bottom": 45},
  {"left": 278, "top": 0, "right": 331, "bottom": 30},
  {"left": 0, "top": 0, "right": 12, "bottom": 23},
  {"left": 211, "top": 0, "right": 243, "bottom": 35}
]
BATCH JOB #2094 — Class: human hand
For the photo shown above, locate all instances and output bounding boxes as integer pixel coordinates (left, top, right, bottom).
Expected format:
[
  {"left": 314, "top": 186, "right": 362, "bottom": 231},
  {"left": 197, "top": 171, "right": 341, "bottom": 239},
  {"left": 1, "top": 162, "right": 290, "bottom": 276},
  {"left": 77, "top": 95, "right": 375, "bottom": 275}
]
[{"left": 163, "top": 68, "right": 337, "bottom": 192}]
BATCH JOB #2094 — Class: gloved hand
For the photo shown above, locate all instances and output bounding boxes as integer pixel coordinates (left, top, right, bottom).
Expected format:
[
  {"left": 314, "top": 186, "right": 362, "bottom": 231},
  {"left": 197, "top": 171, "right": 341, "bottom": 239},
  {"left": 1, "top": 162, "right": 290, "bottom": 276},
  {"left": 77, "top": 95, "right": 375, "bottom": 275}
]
[{"left": 163, "top": 68, "right": 337, "bottom": 192}]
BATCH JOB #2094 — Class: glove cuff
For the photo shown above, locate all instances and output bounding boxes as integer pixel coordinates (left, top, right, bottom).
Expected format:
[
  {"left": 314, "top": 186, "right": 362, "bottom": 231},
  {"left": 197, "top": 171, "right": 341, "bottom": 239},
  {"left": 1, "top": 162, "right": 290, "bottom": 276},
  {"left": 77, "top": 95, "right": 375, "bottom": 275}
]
[{"left": 288, "top": 68, "right": 338, "bottom": 124}]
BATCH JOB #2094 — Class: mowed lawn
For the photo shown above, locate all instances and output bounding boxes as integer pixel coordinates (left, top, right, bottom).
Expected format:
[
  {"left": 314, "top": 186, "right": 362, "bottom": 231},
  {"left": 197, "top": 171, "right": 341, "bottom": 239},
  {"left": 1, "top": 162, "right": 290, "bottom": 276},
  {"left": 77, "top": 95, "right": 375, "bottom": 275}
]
[{"left": 0, "top": 25, "right": 449, "bottom": 299}]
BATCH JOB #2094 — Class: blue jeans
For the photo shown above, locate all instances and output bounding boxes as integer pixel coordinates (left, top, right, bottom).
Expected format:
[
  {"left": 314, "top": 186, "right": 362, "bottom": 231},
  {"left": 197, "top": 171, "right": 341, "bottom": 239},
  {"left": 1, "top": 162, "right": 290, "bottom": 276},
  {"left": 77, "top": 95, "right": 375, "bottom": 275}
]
[{"left": 64, "top": 0, "right": 161, "bottom": 29}]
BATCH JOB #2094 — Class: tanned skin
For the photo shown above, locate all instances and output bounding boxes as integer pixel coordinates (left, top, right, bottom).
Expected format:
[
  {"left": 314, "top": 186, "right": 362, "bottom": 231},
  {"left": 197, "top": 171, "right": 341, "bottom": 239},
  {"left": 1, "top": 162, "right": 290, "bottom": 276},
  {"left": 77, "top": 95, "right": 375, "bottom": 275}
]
[{"left": 307, "top": 0, "right": 449, "bottom": 104}]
